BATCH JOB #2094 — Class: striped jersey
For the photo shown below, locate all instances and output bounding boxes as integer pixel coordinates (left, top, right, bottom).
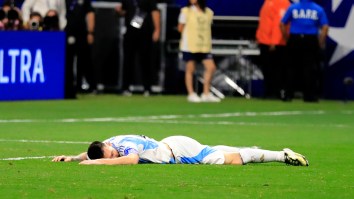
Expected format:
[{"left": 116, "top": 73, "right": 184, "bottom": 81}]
[{"left": 103, "top": 135, "right": 174, "bottom": 164}]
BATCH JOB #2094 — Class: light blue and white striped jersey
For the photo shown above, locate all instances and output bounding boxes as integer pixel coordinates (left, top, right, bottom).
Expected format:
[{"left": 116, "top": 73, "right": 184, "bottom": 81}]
[{"left": 103, "top": 135, "right": 174, "bottom": 164}]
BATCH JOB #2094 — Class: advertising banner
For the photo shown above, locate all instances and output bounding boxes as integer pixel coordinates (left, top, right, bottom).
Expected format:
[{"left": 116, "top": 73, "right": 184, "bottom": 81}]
[{"left": 0, "top": 31, "right": 65, "bottom": 101}]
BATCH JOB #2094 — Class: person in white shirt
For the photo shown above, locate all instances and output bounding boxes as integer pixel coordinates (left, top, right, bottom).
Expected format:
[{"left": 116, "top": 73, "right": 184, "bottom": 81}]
[{"left": 21, "top": 0, "right": 66, "bottom": 30}]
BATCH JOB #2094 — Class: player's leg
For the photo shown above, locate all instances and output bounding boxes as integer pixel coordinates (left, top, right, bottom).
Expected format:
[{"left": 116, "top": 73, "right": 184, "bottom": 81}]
[
  {"left": 223, "top": 152, "right": 243, "bottom": 165},
  {"left": 239, "top": 148, "right": 285, "bottom": 163},
  {"left": 161, "top": 136, "right": 225, "bottom": 164},
  {"left": 212, "top": 145, "right": 242, "bottom": 153},
  {"left": 238, "top": 148, "right": 309, "bottom": 166},
  {"left": 212, "top": 145, "right": 260, "bottom": 153}
]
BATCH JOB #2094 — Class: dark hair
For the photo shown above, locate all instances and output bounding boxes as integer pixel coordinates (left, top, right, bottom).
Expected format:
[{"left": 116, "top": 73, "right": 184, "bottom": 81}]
[
  {"left": 0, "top": 9, "right": 5, "bottom": 20},
  {"left": 6, "top": 9, "right": 18, "bottom": 20},
  {"left": 87, "top": 141, "right": 105, "bottom": 160},
  {"left": 30, "top": 11, "right": 42, "bottom": 19},
  {"left": 188, "top": 0, "right": 207, "bottom": 12}
]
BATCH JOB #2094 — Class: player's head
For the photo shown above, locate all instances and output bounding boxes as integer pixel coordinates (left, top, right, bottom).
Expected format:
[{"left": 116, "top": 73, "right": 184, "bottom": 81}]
[{"left": 87, "top": 141, "right": 119, "bottom": 160}]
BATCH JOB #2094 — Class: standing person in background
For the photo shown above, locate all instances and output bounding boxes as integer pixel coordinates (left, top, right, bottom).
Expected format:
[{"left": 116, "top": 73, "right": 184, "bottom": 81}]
[
  {"left": 27, "top": 11, "right": 42, "bottom": 31},
  {"left": 178, "top": 0, "right": 220, "bottom": 103},
  {"left": 116, "top": 0, "right": 160, "bottom": 97},
  {"left": 65, "top": 0, "right": 96, "bottom": 98},
  {"left": 280, "top": 0, "right": 329, "bottom": 102},
  {"left": 0, "top": 0, "right": 23, "bottom": 30},
  {"left": 21, "top": 0, "right": 66, "bottom": 30},
  {"left": 256, "top": 0, "right": 290, "bottom": 99},
  {"left": 42, "top": 9, "right": 60, "bottom": 31}
]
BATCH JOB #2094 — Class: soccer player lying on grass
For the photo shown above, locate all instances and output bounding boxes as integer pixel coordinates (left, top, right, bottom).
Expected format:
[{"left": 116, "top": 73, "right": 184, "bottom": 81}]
[{"left": 52, "top": 135, "right": 309, "bottom": 166}]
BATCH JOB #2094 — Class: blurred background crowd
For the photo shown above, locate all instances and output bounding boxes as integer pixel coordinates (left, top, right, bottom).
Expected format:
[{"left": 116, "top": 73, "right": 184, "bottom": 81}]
[{"left": 0, "top": 0, "right": 352, "bottom": 102}]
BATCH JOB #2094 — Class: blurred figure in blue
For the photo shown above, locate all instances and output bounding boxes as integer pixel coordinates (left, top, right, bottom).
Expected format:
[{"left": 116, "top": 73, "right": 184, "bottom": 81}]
[{"left": 280, "top": 0, "right": 329, "bottom": 102}]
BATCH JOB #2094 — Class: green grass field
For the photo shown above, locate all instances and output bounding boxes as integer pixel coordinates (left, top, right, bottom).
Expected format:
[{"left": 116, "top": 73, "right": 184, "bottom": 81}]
[{"left": 0, "top": 95, "right": 353, "bottom": 198}]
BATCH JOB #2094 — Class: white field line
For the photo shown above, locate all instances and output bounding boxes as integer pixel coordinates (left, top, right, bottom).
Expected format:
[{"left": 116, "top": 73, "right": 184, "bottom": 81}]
[
  {"left": 0, "top": 110, "right": 328, "bottom": 124},
  {"left": 115, "top": 119, "right": 350, "bottom": 128},
  {"left": 0, "top": 156, "right": 54, "bottom": 161},
  {"left": 0, "top": 110, "right": 351, "bottom": 127},
  {"left": 0, "top": 139, "right": 89, "bottom": 161},
  {"left": 0, "top": 139, "right": 90, "bottom": 144}
]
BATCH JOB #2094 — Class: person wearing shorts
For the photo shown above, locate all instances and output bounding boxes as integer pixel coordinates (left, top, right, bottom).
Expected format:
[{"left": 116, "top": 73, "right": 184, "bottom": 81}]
[
  {"left": 178, "top": 0, "right": 220, "bottom": 103},
  {"left": 52, "top": 134, "right": 309, "bottom": 166}
]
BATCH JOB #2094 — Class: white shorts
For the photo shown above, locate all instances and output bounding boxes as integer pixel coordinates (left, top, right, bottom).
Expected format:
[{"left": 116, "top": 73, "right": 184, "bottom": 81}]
[{"left": 161, "top": 136, "right": 225, "bottom": 164}]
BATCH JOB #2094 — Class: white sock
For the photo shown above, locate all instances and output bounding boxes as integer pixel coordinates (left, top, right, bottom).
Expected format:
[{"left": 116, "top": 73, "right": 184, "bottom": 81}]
[{"left": 239, "top": 148, "right": 285, "bottom": 164}]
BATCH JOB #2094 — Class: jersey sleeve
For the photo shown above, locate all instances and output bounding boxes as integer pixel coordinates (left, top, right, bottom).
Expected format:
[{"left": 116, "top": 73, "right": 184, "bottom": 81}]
[{"left": 120, "top": 141, "right": 139, "bottom": 156}]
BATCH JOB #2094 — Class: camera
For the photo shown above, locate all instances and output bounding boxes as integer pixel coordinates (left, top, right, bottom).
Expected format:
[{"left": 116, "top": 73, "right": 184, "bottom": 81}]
[{"left": 29, "top": 20, "right": 41, "bottom": 30}]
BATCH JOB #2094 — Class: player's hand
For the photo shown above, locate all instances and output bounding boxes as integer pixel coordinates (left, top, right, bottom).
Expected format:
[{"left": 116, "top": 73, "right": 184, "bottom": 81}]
[{"left": 52, "top": 155, "right": 73, "bottom": 162}]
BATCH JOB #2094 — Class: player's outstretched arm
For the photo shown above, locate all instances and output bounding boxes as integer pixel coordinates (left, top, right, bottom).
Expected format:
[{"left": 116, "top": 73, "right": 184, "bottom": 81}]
[
  {"left": 79, "top": 154, "right": 139, "bottom": 165},
  {"left": 52, "top": 152, "right": 88, "bottom": 162}
]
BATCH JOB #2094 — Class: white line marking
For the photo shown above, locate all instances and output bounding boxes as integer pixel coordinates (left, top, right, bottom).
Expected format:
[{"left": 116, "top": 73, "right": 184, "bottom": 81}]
[
  {"left": 117, "top": 119, "right": 349, "bottom": 128},
  {"left": 0, "top": 119, "right": 36, "bottom": 123},
  {"left": 0, "top": 139, "right": 90, "bottom": 144},
  {"left": 0, "top": 110, "right": 329, "bottom": 123},
  {"left": 0, "top": 156, "right": 54, "bottom": 161},
  {"left": 0, "top": 111, "right": 350, "bottom": 128}
]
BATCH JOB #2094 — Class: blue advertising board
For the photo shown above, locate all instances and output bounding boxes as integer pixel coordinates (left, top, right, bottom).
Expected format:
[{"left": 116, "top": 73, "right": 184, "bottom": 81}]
[{"left": 0, "top": 31, "right": 65, "bottom": 101}]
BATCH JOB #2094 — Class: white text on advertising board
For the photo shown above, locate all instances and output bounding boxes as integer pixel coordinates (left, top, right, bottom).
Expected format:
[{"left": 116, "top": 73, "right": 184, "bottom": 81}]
[{"left": 0, "top": 49, "right": 45, "bottom": 84}]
